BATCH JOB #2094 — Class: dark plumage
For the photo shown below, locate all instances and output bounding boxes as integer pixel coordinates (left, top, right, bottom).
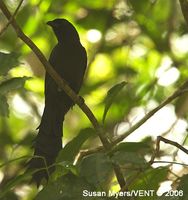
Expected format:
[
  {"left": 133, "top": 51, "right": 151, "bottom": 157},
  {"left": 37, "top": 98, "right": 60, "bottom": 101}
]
[{"left": 28, "top": 18, "right": 87, "bottom": 185}]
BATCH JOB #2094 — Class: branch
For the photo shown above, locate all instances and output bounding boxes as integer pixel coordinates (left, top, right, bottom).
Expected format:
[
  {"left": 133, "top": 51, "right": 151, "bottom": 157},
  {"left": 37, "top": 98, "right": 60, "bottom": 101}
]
[
  {"left": 0, "top": 0, "right": 24, "bottom": 36},
  {"left": 152, "top": 160, "right": 188, "bottom": 167},
  {"left": 76, "top": 0, "right": 188, "bottom": 161},
  {"left": 77, "top": 147, "right": 104, "bottom": 162},
  {"left": 149, "top": 136, "right": 188, "bottom": 164},
  {"left": 79, "top": 82, "right": 188, "bottom": 158},
  {"left": 0, "top": 1, "right": 109, "bottom": 148},
  {"left": 0, "top": 0, "right": 126, "bottom": 188}
]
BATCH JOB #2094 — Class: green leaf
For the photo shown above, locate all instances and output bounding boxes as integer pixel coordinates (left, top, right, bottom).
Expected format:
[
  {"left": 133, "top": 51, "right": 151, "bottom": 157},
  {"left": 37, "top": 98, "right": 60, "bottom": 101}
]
[
  {"left": 130, "top": 167, "right": 168, "bottom": 192},
  {"left": 111, "top": 142, "right": 151, "bottom": 154},
  {"left": 111, "top": 151, "right": 147, "bottom": 166},
  {"left": 0, "top": 170, "right": 33, "bottom": 199},
  {"left": 129, "top": 0, "right": 151, "bottom": 13},
  {"left": 0, "top": 155, "right": 30, "bottom": 169},
  {"left": 0, "top": 52, "right": 20, "bottom": 75},
  {"left": 0, "top": 191, "right": 19, "bottom": 200},
  {"left": 56, "top": 128, "right": 96, "bottom": 163},
  {"left": 36, "top": 174, "right": 108, "bottom": 200},
  {"left": 0, "top": 95, "right": 9, "bottom": 117},
  {"left": 102, "top": 81, "right": 127, "bottom": 123},
  {"left": 51, "top": 163, "right": 79, "bottom": 181},
  {"left": 177, "top": 174, "right": 188, "bottom": 200},
  {"left": 79, "top": 153, "right": 113, "bottom": 187},
  {"left": 0, "top": 77, "right": 30, "bottom": 95}
]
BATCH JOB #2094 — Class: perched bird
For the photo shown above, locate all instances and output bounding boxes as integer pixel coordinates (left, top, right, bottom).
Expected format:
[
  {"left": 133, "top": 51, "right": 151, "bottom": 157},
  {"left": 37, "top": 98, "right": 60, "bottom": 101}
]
[{"left": 28, "top": 18, "right": 87, "bottom": 185}]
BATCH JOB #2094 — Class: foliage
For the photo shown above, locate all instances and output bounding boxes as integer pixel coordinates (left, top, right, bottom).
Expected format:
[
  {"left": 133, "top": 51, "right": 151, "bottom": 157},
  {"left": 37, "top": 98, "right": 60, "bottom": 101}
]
[{"left": 0, "top": 0, "right": 188, "bottom": 199}]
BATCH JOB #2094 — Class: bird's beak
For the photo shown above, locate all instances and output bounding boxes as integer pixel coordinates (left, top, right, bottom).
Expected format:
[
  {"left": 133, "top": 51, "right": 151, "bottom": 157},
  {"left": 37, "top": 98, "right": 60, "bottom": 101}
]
[{"left": 46, "top": 21, "right": 53, "bottom": 27}]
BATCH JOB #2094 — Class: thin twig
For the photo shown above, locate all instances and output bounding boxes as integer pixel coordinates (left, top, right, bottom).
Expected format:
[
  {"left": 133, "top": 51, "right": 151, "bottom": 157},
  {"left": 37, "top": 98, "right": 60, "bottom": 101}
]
[
  {"left": 149, "top": 136, "right": 188, "bottom": 165},
  {"left": 0, "top": 155, "right": 31, "bottom": 169},
  {"left": 161, "top": 119, "right": 178, "bottom": 137},
  {"left": 0, "top": 1, "right": 126, "bottom": 188},
  {"left": 0, "top": 0, "right": 24, "bottom": 36},
  {"left": 76, "top": 146, "right": 104, "bottom": 162},
  {"left": 153, "top": 161, "right": 188, "bottom": 167},
  {"left": 172, "top": 131, "right": 188, "bottom": 160}
]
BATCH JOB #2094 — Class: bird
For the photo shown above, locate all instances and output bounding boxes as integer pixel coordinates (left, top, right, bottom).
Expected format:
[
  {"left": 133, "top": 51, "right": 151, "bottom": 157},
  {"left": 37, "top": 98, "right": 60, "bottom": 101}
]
[{"left": 27, "top": 18, "right": 87, "bottom": 186}]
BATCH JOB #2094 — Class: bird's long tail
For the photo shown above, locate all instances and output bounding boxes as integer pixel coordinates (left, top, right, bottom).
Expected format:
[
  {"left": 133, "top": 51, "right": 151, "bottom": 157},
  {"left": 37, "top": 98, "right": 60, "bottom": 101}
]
[{"left": 28, "top": 106, "right": 63, "bottom": 186}]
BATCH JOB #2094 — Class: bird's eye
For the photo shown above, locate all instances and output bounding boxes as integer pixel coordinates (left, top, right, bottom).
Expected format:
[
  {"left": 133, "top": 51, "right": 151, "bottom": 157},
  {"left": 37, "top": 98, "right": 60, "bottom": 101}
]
[{"left": 54, "top": 22, "right": 60, "bottom": 27}]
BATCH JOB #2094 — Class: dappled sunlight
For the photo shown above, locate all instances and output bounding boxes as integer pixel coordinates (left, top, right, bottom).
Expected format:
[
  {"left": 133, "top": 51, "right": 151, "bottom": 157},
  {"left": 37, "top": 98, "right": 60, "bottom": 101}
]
[
  {"left": 119, "top": 104, "right": 185, "bottom": 142},
  {"left": 88, "top": 54, "right": 113, "bottom": 81},
  {"left": 157, "top": 67, "right": 180, "bottom": 86},
  {"left": 156, "top": 56, "right": 180, "bottom": 86},
  {"left": 12, "top": 95, "right": 32, "bottom": 117},
  {"left": 25, "top": 78, "right": 44, "bottom": 94},
  {"left": 157, "top": 181, "right": 173, "bottom": 196},
  {"left": 86, "top": 29, "right": 102, "bottom": 43},
  {"left": 172, "top": 34, "right": 188, "bottom": 55}
]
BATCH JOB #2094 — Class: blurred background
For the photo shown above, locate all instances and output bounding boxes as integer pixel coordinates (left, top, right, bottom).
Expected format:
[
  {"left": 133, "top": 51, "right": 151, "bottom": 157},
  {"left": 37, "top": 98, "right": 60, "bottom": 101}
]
[{"left": 1, "top": 0, "right": 188, "bottom": 199}]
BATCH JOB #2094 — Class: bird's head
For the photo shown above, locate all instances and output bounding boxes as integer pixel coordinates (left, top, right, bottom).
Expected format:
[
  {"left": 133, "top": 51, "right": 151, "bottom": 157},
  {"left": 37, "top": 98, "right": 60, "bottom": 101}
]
[{"left": 47, "top": 18, "right": 80, "bottom": 43}]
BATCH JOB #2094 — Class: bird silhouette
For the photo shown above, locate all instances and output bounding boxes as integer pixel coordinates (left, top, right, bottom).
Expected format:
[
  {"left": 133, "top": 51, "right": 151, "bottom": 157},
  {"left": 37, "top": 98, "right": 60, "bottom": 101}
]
[{"left": 28, "top": 18, "right": 87, "bottom": 185}]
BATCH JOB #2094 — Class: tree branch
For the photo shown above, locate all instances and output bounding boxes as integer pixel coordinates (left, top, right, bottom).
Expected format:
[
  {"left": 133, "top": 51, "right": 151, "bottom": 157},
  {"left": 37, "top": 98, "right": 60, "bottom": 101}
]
[
  {"left": 78, "top": 82, "right": 188, "bottom": 158},
  {"left": 0, "top": 0, "right": 24, "bottom": 36},
  {"left": 153, "top": 160, "right": 188, "bottom": 167},
  {"left": 0, "top": 0, "right": 126, "bottom": 188},
  {"left": 149, "top": 136, "right": 188, "bottom": 164}
]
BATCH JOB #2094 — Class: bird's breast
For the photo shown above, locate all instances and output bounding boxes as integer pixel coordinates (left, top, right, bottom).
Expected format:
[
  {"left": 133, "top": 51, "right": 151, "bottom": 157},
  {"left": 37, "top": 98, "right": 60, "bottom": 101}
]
[{"left": 48, "top": 42, "right": 86, "bottom": 90}]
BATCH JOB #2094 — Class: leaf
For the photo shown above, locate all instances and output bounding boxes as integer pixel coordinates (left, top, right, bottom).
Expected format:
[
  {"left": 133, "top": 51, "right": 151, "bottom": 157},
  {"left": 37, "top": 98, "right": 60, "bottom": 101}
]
[
  {"left": 0, "top": 155, "right": 30, "bottom": 169},
  {"left": 111, "top": 151, "right": 147, "bottom": 166},
  {"left": 0, "top": 52, "right": 20, "bottom": 75},
  {"left": 52, "top": 163, "right": 79, "bottom": 182},
  {"left": 79, "top": 153, "right": 113, "bottom": 187},
  {"left": 0, "top": 95, "right": 9, "bottom": 117},
  {"left": 111, "top": 142, "right": 151, "bottom": 154},
  {"left": 0, "top": 77, "right": 29, "bottom": 117},
  {"left": 36, "top": 174, "right": 108, "bottom": 200},
  {"left": 129, "top": 0, "right": 151, "bottom": 13},
  {"left": 0, "top": 191, "right": 19, "bottom": 200},
  {"left": 130, "top": 167, "right": 168, "bottom": 191},
  {"left": 102, "top": 81, "right": 127, "bottom": 123},
  {"left": 0, "top": 170, "right": 33, "bottom": 199},
  {"left": 177, "top": 174, "right": 188, "bottom": 200},
  {"left": 0, "top": 77, "right": 30, "bottom": 95},
  {"left": 56, "top": 128, "right": 96, "bottom": 163}
]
